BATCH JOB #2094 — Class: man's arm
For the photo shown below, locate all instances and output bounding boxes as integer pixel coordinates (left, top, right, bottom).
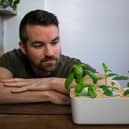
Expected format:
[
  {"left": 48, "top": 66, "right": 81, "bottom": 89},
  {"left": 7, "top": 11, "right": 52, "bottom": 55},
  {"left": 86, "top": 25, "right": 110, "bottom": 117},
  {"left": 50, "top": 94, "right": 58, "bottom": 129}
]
[
  {"left": 0, "top": 84, "right": 70, "bottom": 104},
  {"left": 0, "top": 67, "right": 70, "bottom": 104},
  {"left": 0, "top": 67, "right": 13, "bottom": 79},
  {"left": 2, "top": 78, "right": 68, "bottom": 94},
  {"left": 0, "top": 67, "right": 69, "bottom": 94}
]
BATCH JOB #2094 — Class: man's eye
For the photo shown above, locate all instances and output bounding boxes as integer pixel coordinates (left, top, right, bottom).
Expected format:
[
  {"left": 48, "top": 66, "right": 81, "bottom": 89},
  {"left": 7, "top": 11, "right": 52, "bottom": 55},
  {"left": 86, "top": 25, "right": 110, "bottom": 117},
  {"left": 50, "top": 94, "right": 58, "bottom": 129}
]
[
  {"left": 33, "top": 44, "right": 43, "bottom": 48},
  {"left": 51, "top": 40, "right": 59, "bottom": 45}
]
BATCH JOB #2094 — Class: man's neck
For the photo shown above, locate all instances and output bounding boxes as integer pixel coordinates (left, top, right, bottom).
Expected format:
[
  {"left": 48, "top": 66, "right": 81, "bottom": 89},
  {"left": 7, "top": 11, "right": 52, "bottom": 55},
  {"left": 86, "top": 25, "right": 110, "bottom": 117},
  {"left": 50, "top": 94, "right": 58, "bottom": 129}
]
[{"left": 31, "top": 65, "right": 52, "bottom": 77}]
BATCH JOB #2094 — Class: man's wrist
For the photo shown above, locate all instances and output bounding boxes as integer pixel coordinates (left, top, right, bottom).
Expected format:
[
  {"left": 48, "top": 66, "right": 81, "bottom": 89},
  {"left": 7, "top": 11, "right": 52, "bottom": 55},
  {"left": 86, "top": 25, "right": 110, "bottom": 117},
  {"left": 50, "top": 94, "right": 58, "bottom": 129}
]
[{"left": 49, "top": 77, "right": 56, "bottom": 91}]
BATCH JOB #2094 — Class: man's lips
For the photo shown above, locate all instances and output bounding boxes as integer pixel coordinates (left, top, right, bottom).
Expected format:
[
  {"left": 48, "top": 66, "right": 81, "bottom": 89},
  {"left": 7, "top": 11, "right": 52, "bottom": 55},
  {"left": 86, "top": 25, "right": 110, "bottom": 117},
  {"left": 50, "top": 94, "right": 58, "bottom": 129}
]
[{"left": 42, "top": 60, "right": 56, "bottom": 64}]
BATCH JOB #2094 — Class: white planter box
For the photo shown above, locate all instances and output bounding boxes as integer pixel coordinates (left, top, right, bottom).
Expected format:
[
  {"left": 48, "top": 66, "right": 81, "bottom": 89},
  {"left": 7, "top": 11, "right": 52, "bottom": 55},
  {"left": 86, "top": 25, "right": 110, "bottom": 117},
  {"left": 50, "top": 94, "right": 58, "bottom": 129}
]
[{"left": 70, "top": 88, "right": 129, "bottom": 124}]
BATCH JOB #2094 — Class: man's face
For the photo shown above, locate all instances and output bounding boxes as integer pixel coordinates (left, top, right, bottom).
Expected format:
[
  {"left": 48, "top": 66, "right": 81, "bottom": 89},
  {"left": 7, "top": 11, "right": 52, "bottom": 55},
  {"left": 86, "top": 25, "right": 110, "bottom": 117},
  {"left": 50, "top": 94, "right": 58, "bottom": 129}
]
[{"left": 20, "top": 24, "right": 61, "bottom": 72}]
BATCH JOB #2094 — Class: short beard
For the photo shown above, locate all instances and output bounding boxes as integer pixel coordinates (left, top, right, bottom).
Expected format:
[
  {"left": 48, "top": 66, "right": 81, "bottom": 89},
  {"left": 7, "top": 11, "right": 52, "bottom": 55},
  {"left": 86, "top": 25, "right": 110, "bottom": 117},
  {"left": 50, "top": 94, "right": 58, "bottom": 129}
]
[{"left": 39, "top": 55, "right": 60, "bottom": 72}]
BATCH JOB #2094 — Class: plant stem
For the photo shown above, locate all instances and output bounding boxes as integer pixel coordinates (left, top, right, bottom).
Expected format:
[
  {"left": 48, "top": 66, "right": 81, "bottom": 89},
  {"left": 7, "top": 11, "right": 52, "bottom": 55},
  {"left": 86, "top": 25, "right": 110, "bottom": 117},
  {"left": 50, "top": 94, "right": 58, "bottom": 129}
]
[{"left": 104, "top": 71, "right": 107, "bottom": 85}]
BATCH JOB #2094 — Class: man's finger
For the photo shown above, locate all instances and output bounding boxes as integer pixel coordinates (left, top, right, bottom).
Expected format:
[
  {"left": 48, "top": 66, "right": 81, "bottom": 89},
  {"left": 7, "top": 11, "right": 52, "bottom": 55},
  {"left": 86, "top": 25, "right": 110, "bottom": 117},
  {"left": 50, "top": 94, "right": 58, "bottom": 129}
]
[
  {"left": 3, "top": 81, "right": 29, "bottom": 87},
  {"left": 2, "top": 78, "right": 24, "bottom": 83},
  {"left": 3, "top": 79, "right": 32, "bottom": 87},
  {"left": 11, "top": 85, "right": 41, "bottom": 93},
  {"left": 11, "top": 87, "right": 28, "bottom": 93}
]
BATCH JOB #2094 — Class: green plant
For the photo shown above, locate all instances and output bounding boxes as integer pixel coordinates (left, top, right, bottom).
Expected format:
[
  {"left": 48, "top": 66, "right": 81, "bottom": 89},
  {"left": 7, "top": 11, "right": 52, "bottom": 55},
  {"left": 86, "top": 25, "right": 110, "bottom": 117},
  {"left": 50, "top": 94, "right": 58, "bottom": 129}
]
[
  {"left": 0, "top": 0, "right": 20, "bottom": 10},
  {"left": 65, "top": 63, "right": 129, "bottom": 98},
  {"left": 100, "top": 63, "right": 129, "bottom": 96}
]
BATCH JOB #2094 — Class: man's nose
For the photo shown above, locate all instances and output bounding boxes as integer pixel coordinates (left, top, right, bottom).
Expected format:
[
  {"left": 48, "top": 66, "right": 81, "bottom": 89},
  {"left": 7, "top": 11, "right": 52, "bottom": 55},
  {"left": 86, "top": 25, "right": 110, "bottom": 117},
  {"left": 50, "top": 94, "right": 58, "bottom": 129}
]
[{"left": 44, "top": 46, "right": 53, "bottom": 56}]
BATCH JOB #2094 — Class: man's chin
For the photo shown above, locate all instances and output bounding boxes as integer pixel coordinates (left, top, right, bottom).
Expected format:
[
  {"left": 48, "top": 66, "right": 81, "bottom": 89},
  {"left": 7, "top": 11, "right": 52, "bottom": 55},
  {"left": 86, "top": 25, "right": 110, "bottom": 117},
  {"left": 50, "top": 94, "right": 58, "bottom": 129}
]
[{"left": 41, "top": 64, "right": 57, "bottom": 72}]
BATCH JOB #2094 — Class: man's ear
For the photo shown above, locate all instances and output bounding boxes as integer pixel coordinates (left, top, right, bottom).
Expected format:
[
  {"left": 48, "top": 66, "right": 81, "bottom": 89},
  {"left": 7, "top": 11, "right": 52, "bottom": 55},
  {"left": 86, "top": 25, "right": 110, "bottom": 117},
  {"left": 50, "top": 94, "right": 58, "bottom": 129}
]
[{"left": 19, "top": 42, "right": 26, "bottom": 55}]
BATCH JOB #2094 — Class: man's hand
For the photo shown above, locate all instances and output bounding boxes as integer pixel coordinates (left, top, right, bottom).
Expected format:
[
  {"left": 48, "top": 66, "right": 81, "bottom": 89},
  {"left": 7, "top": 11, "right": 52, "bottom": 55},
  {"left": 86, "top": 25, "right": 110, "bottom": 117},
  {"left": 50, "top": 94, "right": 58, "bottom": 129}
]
[
  {"left": 1, "top": 78, "right": 70, "bottom": 105},
  {"left": 1, "top": 78, "right": 51, "bottom": 93},
  {"left": 1, "top": 77, "right": 68, "bottom": 94},
  {"left": 46, "top": 91, "right": 70, "bottom": 104}
]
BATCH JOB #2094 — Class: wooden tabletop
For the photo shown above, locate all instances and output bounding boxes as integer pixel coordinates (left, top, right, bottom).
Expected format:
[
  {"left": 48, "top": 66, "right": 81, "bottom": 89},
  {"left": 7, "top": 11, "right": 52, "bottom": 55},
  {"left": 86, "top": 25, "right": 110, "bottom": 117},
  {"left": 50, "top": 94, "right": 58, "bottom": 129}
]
[{"left": 0, "top": 103, "right": 129, "bottom": 129}]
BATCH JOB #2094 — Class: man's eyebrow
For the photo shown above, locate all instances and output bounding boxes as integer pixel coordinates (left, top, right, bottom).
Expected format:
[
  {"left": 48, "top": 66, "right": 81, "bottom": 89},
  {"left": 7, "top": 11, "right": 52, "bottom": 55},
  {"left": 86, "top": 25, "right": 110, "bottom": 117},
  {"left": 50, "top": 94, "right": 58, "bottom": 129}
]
[
  {"left": 31, "top": 41, "right": 44, "bottom": 44},
  {"left": 51, "top": 36, "right": 60, "bottom": 42},
  {"left": 31, "top": 36, "right": 60, "bottom": 44}
]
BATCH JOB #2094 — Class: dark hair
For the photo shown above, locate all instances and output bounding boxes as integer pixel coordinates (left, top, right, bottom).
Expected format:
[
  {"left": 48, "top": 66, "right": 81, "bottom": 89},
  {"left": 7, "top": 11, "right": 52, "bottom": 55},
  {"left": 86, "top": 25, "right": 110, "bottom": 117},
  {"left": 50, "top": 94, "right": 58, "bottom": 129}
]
[{"left": 19, "top": 9, "right": 59, "bottom": 45}]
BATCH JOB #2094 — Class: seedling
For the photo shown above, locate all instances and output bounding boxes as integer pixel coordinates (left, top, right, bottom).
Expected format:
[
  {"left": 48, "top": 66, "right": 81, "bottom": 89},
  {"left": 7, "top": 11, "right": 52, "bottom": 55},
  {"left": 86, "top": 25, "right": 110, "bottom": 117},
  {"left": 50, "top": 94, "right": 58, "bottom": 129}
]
[
  {"left": 65, "top": 63, "right": 129, "bottom": 98},
  {"left": 0, "top": 0, "right": 20, "bottom": 10}
]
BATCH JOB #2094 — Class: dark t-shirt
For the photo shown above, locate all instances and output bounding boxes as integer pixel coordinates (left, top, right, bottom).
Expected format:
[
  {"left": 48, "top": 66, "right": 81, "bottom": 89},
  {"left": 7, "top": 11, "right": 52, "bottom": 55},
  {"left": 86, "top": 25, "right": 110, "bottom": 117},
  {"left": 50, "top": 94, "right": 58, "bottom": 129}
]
[{"left": 0, "top": 49, "right": 96, "bottom": 78}]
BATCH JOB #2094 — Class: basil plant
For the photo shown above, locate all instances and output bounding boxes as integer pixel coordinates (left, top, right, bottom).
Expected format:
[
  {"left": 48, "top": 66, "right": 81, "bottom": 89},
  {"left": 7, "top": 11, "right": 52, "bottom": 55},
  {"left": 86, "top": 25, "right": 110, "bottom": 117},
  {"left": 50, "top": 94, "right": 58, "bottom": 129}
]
[{"left": 65, "top": 63, "right": 129, "bottom": 98}]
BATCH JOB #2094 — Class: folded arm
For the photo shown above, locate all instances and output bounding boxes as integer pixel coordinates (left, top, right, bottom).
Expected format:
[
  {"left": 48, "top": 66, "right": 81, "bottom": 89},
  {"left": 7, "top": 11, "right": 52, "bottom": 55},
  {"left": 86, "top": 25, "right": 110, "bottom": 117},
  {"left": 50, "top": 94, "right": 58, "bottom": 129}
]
[
  {"left": 0, "top": 84, "right": 70, "bottom": 104},
  {"left": 0, "top": 67, "right": 70, "bottom": 104}
]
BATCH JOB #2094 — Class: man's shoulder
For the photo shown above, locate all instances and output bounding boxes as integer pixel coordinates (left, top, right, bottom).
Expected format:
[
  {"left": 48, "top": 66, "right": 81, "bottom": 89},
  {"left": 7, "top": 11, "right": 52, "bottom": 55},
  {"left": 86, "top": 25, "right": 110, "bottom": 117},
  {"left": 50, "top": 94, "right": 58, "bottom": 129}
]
[
  {"left": 60, "top": 55, "right": 96, "bottom": 73},
  {"left": 0, "top": 49, "right": 32, "bottom": 78},
  {"left": 52, "top": 55, "right": 82, "bottom": 77},
  {"left": 0, "top": 48, "right": 25, "bottom": 67},
  {"left": 0, "top": 49, "right": 22, "bottom": 59},
  {"left": 60, "top": 55, "right": 81, "bottom": 64}
]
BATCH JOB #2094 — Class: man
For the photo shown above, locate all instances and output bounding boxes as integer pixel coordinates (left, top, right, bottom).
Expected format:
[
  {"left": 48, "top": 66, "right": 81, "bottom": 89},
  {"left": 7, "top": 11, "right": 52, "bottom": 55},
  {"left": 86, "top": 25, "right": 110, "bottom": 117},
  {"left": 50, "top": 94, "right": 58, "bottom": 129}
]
[{"left": 0, "top": 10, "right": 118, "bottom": 104}]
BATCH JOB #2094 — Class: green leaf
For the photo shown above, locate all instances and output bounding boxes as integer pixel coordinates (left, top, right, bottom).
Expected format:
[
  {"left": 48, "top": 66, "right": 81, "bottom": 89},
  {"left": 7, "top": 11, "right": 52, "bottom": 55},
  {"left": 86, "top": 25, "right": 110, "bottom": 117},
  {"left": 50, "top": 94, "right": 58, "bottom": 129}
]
[
  {"left": 127, "top": 82, "right": 129, "bottom": 87},
  {"left": 78, "top": 63, "right": 86, "bottom": 67},
  {"left": 75, "top": 84, "right": 84, "bottom": 93},
  {"left": 124, "top": 89, "right": 129, "bottom": 96},
  {"left": 65, "top": 73, "right": 74, "bottom": 89},
  {"left": 96, "top": 76, "right": 104, "bottom": 81},
  {"left": 102, "top": 63, "right": 112, "bottom": 73},
  {"left": 100, "top": 85, "right": 113, "bottom": 96},
  {"left": 111, "top": 81, "right": 116, "bottom": 86},
  {"left": 12, "top": 0, "right": 20, "bottom": 10},
  {"left": 85, "top": 70, "right": 98, "bottom": 84},
  {"left": 107, "top": 73, "right": 118, "bottom": 77},
  {"left": 75, "top": 78, "right": 84, "bottom": 84},
  {"left": 87, "top": 86, "right": 97, "bottom": 98},
  {"left": 72, "top": 64, "right": 83, "bottom": 80},
  {"left": 100, "top": 85, "right": 108, "bottom": 90},
  {"left": 103, "top": 88, "right": 113, "bottom": 96},
  {"left": 75, "top": 93, "right": 82, "bottom": 96},
  {"left": 112, "top": 76, "right": 129, "bottom": 80},
  {"left": 83, "top": 82, "right": 95, "bottom": 88}
]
